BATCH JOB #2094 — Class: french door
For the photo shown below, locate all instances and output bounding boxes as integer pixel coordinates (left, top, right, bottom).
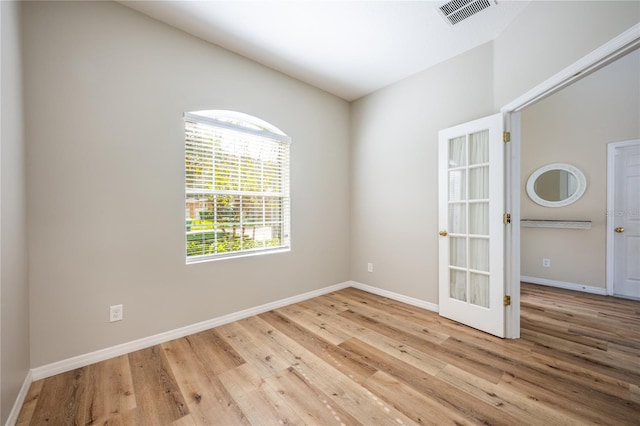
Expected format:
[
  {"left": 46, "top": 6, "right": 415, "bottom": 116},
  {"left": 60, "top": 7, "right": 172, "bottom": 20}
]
[{"left": 438, "top": 113, "right": 506, "bottom": 337}]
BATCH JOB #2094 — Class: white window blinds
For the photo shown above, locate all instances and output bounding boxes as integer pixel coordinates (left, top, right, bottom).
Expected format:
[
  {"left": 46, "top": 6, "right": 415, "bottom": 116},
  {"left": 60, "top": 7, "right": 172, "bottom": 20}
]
[{"left": 184, "top": 112, "right": 290, "bottom": 262}]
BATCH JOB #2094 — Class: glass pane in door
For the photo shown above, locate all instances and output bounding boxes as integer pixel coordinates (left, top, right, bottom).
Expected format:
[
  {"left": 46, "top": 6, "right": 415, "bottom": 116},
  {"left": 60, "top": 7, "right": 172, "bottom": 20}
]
[
  {"left": 469, "top": 202, "right": 489, "bottom": 235},
  {"left": 469, "top": 238, "right": 489, "bottom": 272},
  {"left": 469, "top": 273, "right": 489, "bottom": 308},
  {"left": 449, "top": 237, "right": 466, "bottom": 268},
  {"left": 449, "top": 170, "right": 466, "bottom": 201},
  {"left": 449, "top": 136, "right": 466, "bottom": 167},
  {"left": 469, "top": 130, "right": 489, "bottom": 164},
  {"left": 448, "top": 203, "right": 466, "bottom": 234},
  {"left": 450, "top": 269, "right": 467, "bottom": 302},
  {"left": 469, "top": 166, "right": 489, "bottom": 199}
]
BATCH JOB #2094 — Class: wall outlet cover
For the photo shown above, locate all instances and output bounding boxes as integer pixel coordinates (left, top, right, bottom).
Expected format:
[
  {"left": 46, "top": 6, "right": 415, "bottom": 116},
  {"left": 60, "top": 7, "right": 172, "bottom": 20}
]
[{"left": 110, "top": 304, "right": 123, "bottom": 322}]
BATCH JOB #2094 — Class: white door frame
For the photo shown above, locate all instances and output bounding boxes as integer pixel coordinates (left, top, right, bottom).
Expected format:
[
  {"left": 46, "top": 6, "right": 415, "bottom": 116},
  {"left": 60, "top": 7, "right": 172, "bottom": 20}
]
[
  {"left": 503, "top": 112, "right": 521, "bottom": 338},
  {"left": 606, "top": 139, "right": 640, "bottom": 296},
  {"left": 499, "top": 23, "right": 639, "bottom": 338}
]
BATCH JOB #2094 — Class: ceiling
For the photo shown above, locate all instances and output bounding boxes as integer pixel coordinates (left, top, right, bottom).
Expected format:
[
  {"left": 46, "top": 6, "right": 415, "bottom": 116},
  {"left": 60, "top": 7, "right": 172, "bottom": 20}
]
[{"left": 120, "top": 1, "right": 531, "bottom": 101}]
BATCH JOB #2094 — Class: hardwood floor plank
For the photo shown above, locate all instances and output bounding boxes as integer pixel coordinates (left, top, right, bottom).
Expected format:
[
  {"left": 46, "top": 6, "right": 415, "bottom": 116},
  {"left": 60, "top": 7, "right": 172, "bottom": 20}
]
[
  {"left": 263, "top": 366, "right": 362, "bottom": 425},
  {"left": 295, "top": 294, "right": 352, "bottom": 315},
  {"left": 260, "top": 310, "right": 378, "bottom": 383},
  {"left": 242, "top": 315, "right": 417, "bottom": 426},
  {"left": 16, "top": 283, "right": 640, "bottom": 425},
  {"left": 598, "top": 310, "right": 640, "bottom": 328},
  {"left": 216, "top": 320, "right": 292, "bottom": 379},
  {"left": 26, "top": 368, "right": 89, "bottom": 425},
  {"left": 525, "top": 351, "right": 633, "bottom": 401},
  {"left": 609, "top": 341, "right": 640, "bottom": 358},
  {"left": 119, "top": 407, "right": 162, "bottom": 425},
  {"left": 15, "top": 379, "right": 43, "bottom": 426},
  {"left": 339, "top": 337, "right": 522, "bottom": 425},
  {"left": 239, "top": 315, "right": 316, "bottom": 365},
  {"left": 499, "top": 365, "right": 638, "bottom": 425},
  {"left": 319, "top": 307, "right": 447, "bottom": 377},
  {"left": 169, "top": 414, "right": 199, "bottom": 426},
  {"left": 327, "top": 292, "right": 450, "bottom": 345},
  {"left": 81, "top": 355, "right": 137, "bottom": 424},
  {"left": 436, "top": 364, "right": 581, "bottom": 426},
  {"left": 521, "top": 287, "right": 640, "bottom": 333},
  {"left": 631, "top": 383, "right": 640, "bottom": 403},
  {"left": 216, "top": 362, "right": 267, "bottom": 397},
  {"left": 229, "top": 386, "right": 304, "bottom": 425},
  {"left": 128, "top": 345, "right": 190, "bottom": 424},
  {"left": 185, "top": 328, "right": 246, "bottom": 375},
  {"left": 218, "top": 363, "right": 306, "bottom": 425},
  {"left": 520, "top": 315, "right": 609, "bottom": 350},
  {"left": 161, "top": 338, "right": 250, "bottom": 425},
  {"left": 274, "top": 303, "right": 353, "bottom": 345},
  {"left": 335, "top": 288, "right": 440, "bottom": 323},
  {"left": 523, "top": 329, "right": 640, "bottom": 384},
  {"left": 340, "top": 308, "right": 505, "bottom": 383},
  {"left": 363, "top": 370, "right": 475, "bottom": 426}
]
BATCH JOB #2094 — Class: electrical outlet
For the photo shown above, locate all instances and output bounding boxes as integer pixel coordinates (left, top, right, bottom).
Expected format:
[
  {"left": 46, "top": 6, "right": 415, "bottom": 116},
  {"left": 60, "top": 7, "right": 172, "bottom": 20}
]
[
  {"left": 542, "top": 258, "right": 551, "bottom": 268},
  {"left": 110, "top": 304, "right": 123, "bottom": 322},
  {"left": 367, "top": 262, "right": 373, "bottom": 273}
]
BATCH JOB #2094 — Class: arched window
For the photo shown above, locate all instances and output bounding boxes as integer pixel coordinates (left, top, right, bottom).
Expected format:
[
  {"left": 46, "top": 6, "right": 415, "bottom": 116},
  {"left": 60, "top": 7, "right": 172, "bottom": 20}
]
[{"left": 184, "top": 110, "right": 290, "bottom": 262}]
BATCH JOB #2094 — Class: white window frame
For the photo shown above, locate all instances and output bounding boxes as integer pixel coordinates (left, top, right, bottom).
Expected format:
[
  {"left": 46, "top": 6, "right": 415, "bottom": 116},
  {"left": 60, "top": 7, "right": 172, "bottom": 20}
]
[{"left": 184, "top": 110, "right": 291, "bottom": 263}]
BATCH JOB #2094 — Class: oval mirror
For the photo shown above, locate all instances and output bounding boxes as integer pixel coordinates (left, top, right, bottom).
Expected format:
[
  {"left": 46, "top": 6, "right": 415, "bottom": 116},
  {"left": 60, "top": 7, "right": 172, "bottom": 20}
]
[{"left": 526, "top": 163, "right": 586, "bottom": 207}]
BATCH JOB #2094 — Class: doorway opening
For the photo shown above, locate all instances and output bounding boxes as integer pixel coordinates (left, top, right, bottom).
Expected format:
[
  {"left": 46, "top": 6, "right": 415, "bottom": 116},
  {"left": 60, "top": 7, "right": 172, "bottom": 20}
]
[{"left": 502, "top": 24, "right": 640, "bottom": 338}]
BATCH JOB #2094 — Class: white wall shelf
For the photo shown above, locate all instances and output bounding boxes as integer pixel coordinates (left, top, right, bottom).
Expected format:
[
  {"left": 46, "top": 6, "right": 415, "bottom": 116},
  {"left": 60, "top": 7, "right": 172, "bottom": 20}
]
[{"left": 520, "top": 220, "right": 591, "bottom": 229}]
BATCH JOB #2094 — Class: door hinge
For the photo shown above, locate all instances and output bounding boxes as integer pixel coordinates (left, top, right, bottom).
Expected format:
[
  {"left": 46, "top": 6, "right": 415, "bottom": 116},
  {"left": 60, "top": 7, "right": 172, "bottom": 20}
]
[
  {"left": 504, "top": 295, "right": 511, "bottom": 306},
  {"left": 503, "top": 213, "right": 511, "bottom": 224},
  {"left": 503, "top": 131, "right": 511, "bottom": 143}
]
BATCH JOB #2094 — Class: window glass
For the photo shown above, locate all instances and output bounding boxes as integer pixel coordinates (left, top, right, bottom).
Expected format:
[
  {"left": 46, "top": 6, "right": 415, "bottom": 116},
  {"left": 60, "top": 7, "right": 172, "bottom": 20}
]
[{"left": 185, "top": 111, "right": 290, "bottom": 262}]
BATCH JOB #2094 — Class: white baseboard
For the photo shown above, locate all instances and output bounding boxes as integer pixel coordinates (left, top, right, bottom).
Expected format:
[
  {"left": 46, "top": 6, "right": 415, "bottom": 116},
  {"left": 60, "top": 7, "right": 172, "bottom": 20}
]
[
  {"left": 521, "top": 276, "right": 607, "bottom": 295},
  {"left": 31, "top": 281, "right": 351, "bottom": 381},
  {"left": 349, "top": 281, "right": 439, "bottom": 312},
  {"left": 5, "top": 370, "right": 33, "bottom": 426},
  {"left": 29, "top": 280, "right": 439, "bottom": 383}
]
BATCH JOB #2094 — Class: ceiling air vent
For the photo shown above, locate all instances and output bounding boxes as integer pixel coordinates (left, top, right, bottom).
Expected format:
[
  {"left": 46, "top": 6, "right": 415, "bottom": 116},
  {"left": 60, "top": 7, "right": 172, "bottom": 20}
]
[{"left": 437, "top": 0, "right": 496, "bottom": 26}]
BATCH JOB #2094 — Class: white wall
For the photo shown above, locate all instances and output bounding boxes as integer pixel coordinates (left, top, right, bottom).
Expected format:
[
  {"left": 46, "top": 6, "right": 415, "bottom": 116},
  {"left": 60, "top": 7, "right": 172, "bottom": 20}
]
[
  {"left": 494, "top": 1, "right": 640, "bottom": 108},
  {"left": 520, "top": 50, "right": 640, "bottom": 288},
  {"left": 23, "top": 1, "right": 351, "bottom": 367},
  {"left": 1, "top": 1, "right": 30, "bottom": 423},
  {"left": 350, "top": 43, "right": 495, "bottom": 304}
]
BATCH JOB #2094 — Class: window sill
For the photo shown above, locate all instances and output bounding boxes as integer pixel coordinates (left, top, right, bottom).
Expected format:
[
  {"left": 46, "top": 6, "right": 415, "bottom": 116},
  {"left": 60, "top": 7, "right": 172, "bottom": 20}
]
[{"left": 186, "top": 247, "right": 291, "bottom": 264}]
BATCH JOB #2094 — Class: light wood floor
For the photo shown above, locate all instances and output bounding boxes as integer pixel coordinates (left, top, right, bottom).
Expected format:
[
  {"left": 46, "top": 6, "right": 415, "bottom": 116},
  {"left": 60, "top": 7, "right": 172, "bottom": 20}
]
[{"left": 17, "top": 283, "right": 640, "bottom": 425}]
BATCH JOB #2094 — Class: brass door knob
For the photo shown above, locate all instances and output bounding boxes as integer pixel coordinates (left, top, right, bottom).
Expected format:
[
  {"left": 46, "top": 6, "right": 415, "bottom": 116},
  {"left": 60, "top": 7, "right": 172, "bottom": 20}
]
[
  {"left": 439, "top": 230, "right": 448, "bottom": 236},
  {"left": 615, "top": 227, "right": 624, "bottom": 233}
]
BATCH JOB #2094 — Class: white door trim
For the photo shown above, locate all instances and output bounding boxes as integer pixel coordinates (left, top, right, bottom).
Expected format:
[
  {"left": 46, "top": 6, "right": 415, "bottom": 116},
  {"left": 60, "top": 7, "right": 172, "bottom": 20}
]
[
  {"left": 606, "top": 139, "right": 640, "bottom": 296},
  {"left": 501, "top": 23, "right": 640, "bottom": 114},
  {"left": 503, "top": 112, "right": 521, "bottom": 339},
  {"left": 500, "top": 23, "right": 640, "bottom": 338}
]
